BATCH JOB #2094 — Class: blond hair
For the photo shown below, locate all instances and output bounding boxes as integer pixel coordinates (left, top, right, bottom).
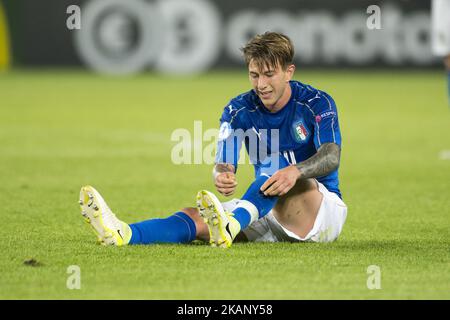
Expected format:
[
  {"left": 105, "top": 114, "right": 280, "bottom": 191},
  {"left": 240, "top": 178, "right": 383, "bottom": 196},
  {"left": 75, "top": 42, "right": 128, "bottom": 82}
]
[{"left": 241, "top": 32, "right": 294, "bottom": 71}]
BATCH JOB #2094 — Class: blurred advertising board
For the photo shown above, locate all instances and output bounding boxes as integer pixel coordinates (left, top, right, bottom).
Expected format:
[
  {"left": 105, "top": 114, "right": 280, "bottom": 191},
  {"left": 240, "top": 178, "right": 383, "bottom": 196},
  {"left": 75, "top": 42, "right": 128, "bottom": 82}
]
[{"left": 3, "top": 0, "right": 439, "bottom": 74}]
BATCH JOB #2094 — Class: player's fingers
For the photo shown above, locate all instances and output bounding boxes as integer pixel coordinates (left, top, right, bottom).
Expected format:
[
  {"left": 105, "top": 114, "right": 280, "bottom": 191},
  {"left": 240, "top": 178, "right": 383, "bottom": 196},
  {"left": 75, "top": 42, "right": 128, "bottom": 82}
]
[
  {"left": 262, "top": 179, "right": 278, "bottom": 195},
  {"left": 217, "top": 183, "right": 235, "bottom": 191},
  {"left": 217, "top": 178, "right": 237, "bottom": 186},
  {"left": 221, "top": 192, "right": 235, "bottom": 197},
  {"left": 267, "top": 186, "right": 284, "bottom": 196},
  {"left": 218, "top": 186, "right": 236, "bottom": 195},
  {"left": 218, "top": 171, "right": 236, "bottom": 179},
  {"left": 216, "top": 175, "right": 237, "bottom": 185},
  {"left": 260, "top": 175, "right": 276, "bottom": 191},
  {"left": 274, "top": 184, "right": 290, "bottom": 196},
  {"left": 263, "top": 181, "right": 283, "bottom": 196},
  {"left": 223, "top": 190, "right": 235, "bottom": 197},
  {"left": 215, "top": 180, "right": 237, "bottom": 188},
  {"left": 224, "top": 172, "right": 236, "bottom": 180}
]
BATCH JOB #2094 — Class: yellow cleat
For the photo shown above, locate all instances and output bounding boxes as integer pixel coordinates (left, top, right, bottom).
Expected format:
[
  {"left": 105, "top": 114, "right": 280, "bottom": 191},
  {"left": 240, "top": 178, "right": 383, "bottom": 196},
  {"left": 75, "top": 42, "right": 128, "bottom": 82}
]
[
  {"left": 79, "top": 186, "right": 132, "bottom": 246},
  {"left": 196, "top": 190, "right": 241, "bottom": 248}
]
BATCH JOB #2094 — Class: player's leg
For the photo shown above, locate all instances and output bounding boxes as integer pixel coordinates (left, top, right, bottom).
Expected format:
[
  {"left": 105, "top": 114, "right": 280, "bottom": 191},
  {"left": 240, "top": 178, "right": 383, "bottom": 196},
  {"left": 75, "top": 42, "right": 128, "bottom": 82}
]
[
  {"left": 179, "top": 207, "right": 210, "bottom": 241},
  {"left": 197, "top": 155, "right": 288, "bottom": 248},
  {"left": 199, "top": 178, "right": 346, "bottom": 244},
  {"left": 271, "top": 178, "right": 323, "bottom": 239},
  {"left": 128, "top": 207, "right": 209, "bottom": 244},
  {"left": 238, "top": 179, "right": 347, "bottom": 243},
  {"left": 215, "top": 179, "right": 323, "bottom": 243},
  {"left": 233, "top": 179, "right": 322, "bottom": 243},
  {"left": 218, "top": 198, "right": 277, "bottom": 243},
  {"left": 250, "top": 179, "right": 347, "bottom": 243},
  {"left": 79, "top": 185, "right": 209, "bottom": 246}
]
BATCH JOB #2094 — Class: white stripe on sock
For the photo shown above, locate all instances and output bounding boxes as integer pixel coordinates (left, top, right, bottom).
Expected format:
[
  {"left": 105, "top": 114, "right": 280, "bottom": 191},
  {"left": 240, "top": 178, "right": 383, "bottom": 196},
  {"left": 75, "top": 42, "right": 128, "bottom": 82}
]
[{"left": 235, "top": 200, "right": 259, "bottom": 225}]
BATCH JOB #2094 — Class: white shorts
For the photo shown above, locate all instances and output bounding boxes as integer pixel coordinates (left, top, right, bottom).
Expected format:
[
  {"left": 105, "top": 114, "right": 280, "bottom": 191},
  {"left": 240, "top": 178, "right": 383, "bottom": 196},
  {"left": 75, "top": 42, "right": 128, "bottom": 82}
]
[
  {"left": 431, "top": 0, "right": 450, "bottom": 56},
  {"left": 222, "top": 181, "right": 347, "bottom": 243}
]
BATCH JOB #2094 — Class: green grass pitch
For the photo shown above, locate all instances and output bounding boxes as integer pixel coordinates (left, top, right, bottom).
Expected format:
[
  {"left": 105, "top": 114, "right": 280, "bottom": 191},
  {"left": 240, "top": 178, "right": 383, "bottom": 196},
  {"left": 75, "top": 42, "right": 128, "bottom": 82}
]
[{"left": 0, "top": 70, "right": 449, "bottom": 299}]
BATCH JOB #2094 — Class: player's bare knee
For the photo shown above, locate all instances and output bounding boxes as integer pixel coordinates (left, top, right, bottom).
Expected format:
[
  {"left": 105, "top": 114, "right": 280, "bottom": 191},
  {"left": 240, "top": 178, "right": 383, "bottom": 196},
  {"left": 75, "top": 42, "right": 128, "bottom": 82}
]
[
  {"left": 180, "top": 207, "right": 204, "bottom": 228},
  {"left": 180, "top": 207, "right": 209, "bottom": 241},
  {"left": 180, "top": 207, "right": 201, "bottom": 221}
]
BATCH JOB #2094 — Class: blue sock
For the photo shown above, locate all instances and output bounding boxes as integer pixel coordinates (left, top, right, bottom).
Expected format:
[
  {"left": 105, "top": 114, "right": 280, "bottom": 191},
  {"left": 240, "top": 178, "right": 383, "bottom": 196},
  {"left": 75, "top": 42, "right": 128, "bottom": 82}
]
[
  {"left": 232, "top": 175, "right": 278, "bottom": 230},
  {"left": 231, "top": 153, "right": 290, "bottom": 229},
  {"left": 128, "top": 212, "right": 196, "bottom": 245}
]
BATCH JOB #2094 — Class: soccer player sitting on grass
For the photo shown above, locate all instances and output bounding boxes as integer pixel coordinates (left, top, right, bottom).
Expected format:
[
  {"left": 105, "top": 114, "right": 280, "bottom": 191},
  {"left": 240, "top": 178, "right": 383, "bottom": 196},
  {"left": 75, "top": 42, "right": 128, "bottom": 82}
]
[{"left": 79, "top": 32, "right": 348, "bottom": 248}]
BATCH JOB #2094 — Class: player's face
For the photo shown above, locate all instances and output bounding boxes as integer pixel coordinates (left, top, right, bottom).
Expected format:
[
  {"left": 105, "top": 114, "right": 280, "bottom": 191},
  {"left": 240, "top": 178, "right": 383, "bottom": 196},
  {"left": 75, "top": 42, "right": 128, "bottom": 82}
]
[{"left": 248, "top": 59, "right": 295, "bottom": 112}]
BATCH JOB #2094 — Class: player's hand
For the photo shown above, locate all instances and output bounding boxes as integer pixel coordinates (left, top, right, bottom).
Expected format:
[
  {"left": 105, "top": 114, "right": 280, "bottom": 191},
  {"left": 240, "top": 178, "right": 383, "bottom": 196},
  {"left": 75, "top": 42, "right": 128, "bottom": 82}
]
[
  {"left": 215, "top": 172, "right": 238, "bottom": 197},
  {"left": 260, "top": 166, "right": 301, "bottom": 196}
]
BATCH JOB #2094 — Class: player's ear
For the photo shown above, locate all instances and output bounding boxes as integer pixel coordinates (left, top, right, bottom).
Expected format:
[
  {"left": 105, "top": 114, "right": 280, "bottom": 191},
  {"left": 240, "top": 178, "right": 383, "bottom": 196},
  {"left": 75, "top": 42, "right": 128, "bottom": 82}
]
[{"left": 285, "top": 64, "right": 295, "bottom": 82}]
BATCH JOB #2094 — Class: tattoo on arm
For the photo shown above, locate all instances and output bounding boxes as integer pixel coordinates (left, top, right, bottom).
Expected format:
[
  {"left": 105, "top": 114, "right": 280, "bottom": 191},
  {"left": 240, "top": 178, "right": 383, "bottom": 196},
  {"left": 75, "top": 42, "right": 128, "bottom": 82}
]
[{"left": 296, "top": 143, "right": 340, "bottom": 179}]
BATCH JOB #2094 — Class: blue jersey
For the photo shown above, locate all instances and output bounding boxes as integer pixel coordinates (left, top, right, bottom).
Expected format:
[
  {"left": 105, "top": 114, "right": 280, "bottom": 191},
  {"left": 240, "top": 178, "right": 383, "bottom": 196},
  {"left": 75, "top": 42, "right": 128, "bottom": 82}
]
[{"left": 215, "top": 80, "right": 343, "bottom": 198}]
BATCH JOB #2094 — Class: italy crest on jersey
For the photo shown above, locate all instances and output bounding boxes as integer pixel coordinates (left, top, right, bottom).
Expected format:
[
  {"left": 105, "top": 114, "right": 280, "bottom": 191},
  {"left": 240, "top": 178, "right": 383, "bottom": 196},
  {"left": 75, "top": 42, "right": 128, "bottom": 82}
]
[{"left": 292, "top": 120, "right": 309, "bottom": 143}]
